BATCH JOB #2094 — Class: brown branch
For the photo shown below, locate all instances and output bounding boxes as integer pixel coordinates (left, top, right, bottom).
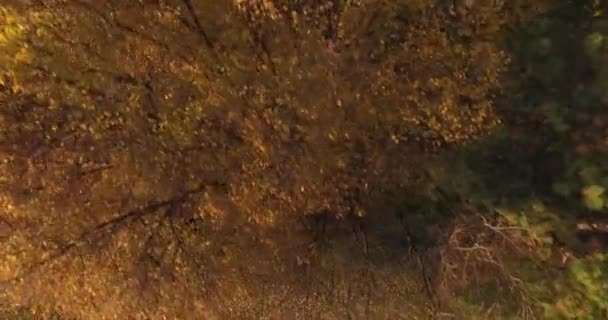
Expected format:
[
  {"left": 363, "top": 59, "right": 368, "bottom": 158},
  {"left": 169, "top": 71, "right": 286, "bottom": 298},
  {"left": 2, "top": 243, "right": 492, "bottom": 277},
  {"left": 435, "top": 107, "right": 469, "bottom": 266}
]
[
  {"left": 79, "top": 164, "right": 113, "bottom": 177},
  {"left": 180, "top": 0, "right": 214, "bottom": 49},
  {"left": 90, "top": 184, "right": 207, "bottom": 235},
  {"left": 7, "top": 182, "right": 211, "bottom": 284}
]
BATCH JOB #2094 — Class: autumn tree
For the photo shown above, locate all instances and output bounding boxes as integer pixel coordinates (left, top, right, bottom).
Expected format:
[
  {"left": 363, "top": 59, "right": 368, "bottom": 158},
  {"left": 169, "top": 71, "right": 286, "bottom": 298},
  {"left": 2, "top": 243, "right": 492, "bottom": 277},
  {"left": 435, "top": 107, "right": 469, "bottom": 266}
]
[{"left": 1, "top": 0, "right": 605, "bottom": 319}]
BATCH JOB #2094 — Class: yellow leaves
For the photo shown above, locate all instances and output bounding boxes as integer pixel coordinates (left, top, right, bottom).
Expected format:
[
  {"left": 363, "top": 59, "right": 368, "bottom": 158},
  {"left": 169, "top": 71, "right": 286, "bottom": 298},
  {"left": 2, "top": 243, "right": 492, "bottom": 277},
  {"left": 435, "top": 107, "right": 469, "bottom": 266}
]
[
  {"left": 0, "top": 2, "right": 531, "bottom": 318},
  {"left": 0, "top": 7, "right": 32, "bottom": 94},
  {"left": 13, "top": 46, "right": 31, "bottom": 64},
  {"left": 0, "top": 7, "right": 26, "bottom": 45},
  {"left": 236, "top": 0, "right": 281, "bottom": 20},
  {"left": 0, "top": 231, "right": 38, "bottom": 282},
  {"left": 327, "top": 130, "right": 337, "bottom": 141}
]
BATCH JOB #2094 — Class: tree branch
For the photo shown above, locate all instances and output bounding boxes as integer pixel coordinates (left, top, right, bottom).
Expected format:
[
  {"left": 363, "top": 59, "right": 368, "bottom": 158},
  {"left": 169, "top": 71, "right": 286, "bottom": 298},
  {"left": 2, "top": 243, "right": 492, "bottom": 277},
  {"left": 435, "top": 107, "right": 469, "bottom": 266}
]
[
  {"left": 8, "top": 182, "right": 211, "bottom": 284},
  {"left": 180, "top": 0, "right": 214, "bottom": 49}
]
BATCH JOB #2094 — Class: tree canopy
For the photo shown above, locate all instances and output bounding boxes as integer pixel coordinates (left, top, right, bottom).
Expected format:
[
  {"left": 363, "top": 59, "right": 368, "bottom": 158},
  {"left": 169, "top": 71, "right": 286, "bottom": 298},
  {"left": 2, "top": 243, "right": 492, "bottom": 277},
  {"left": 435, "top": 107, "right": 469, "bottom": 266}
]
[{"left": 1, "top": 0, "right": 607, "bottom": 319}]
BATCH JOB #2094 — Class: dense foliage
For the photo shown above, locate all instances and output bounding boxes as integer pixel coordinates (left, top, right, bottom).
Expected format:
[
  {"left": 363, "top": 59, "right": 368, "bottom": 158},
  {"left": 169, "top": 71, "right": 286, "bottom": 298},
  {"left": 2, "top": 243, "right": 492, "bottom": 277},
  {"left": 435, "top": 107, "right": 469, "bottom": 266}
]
[{"left": 0, "top": 0, "right": 607, "bottom": 319}]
